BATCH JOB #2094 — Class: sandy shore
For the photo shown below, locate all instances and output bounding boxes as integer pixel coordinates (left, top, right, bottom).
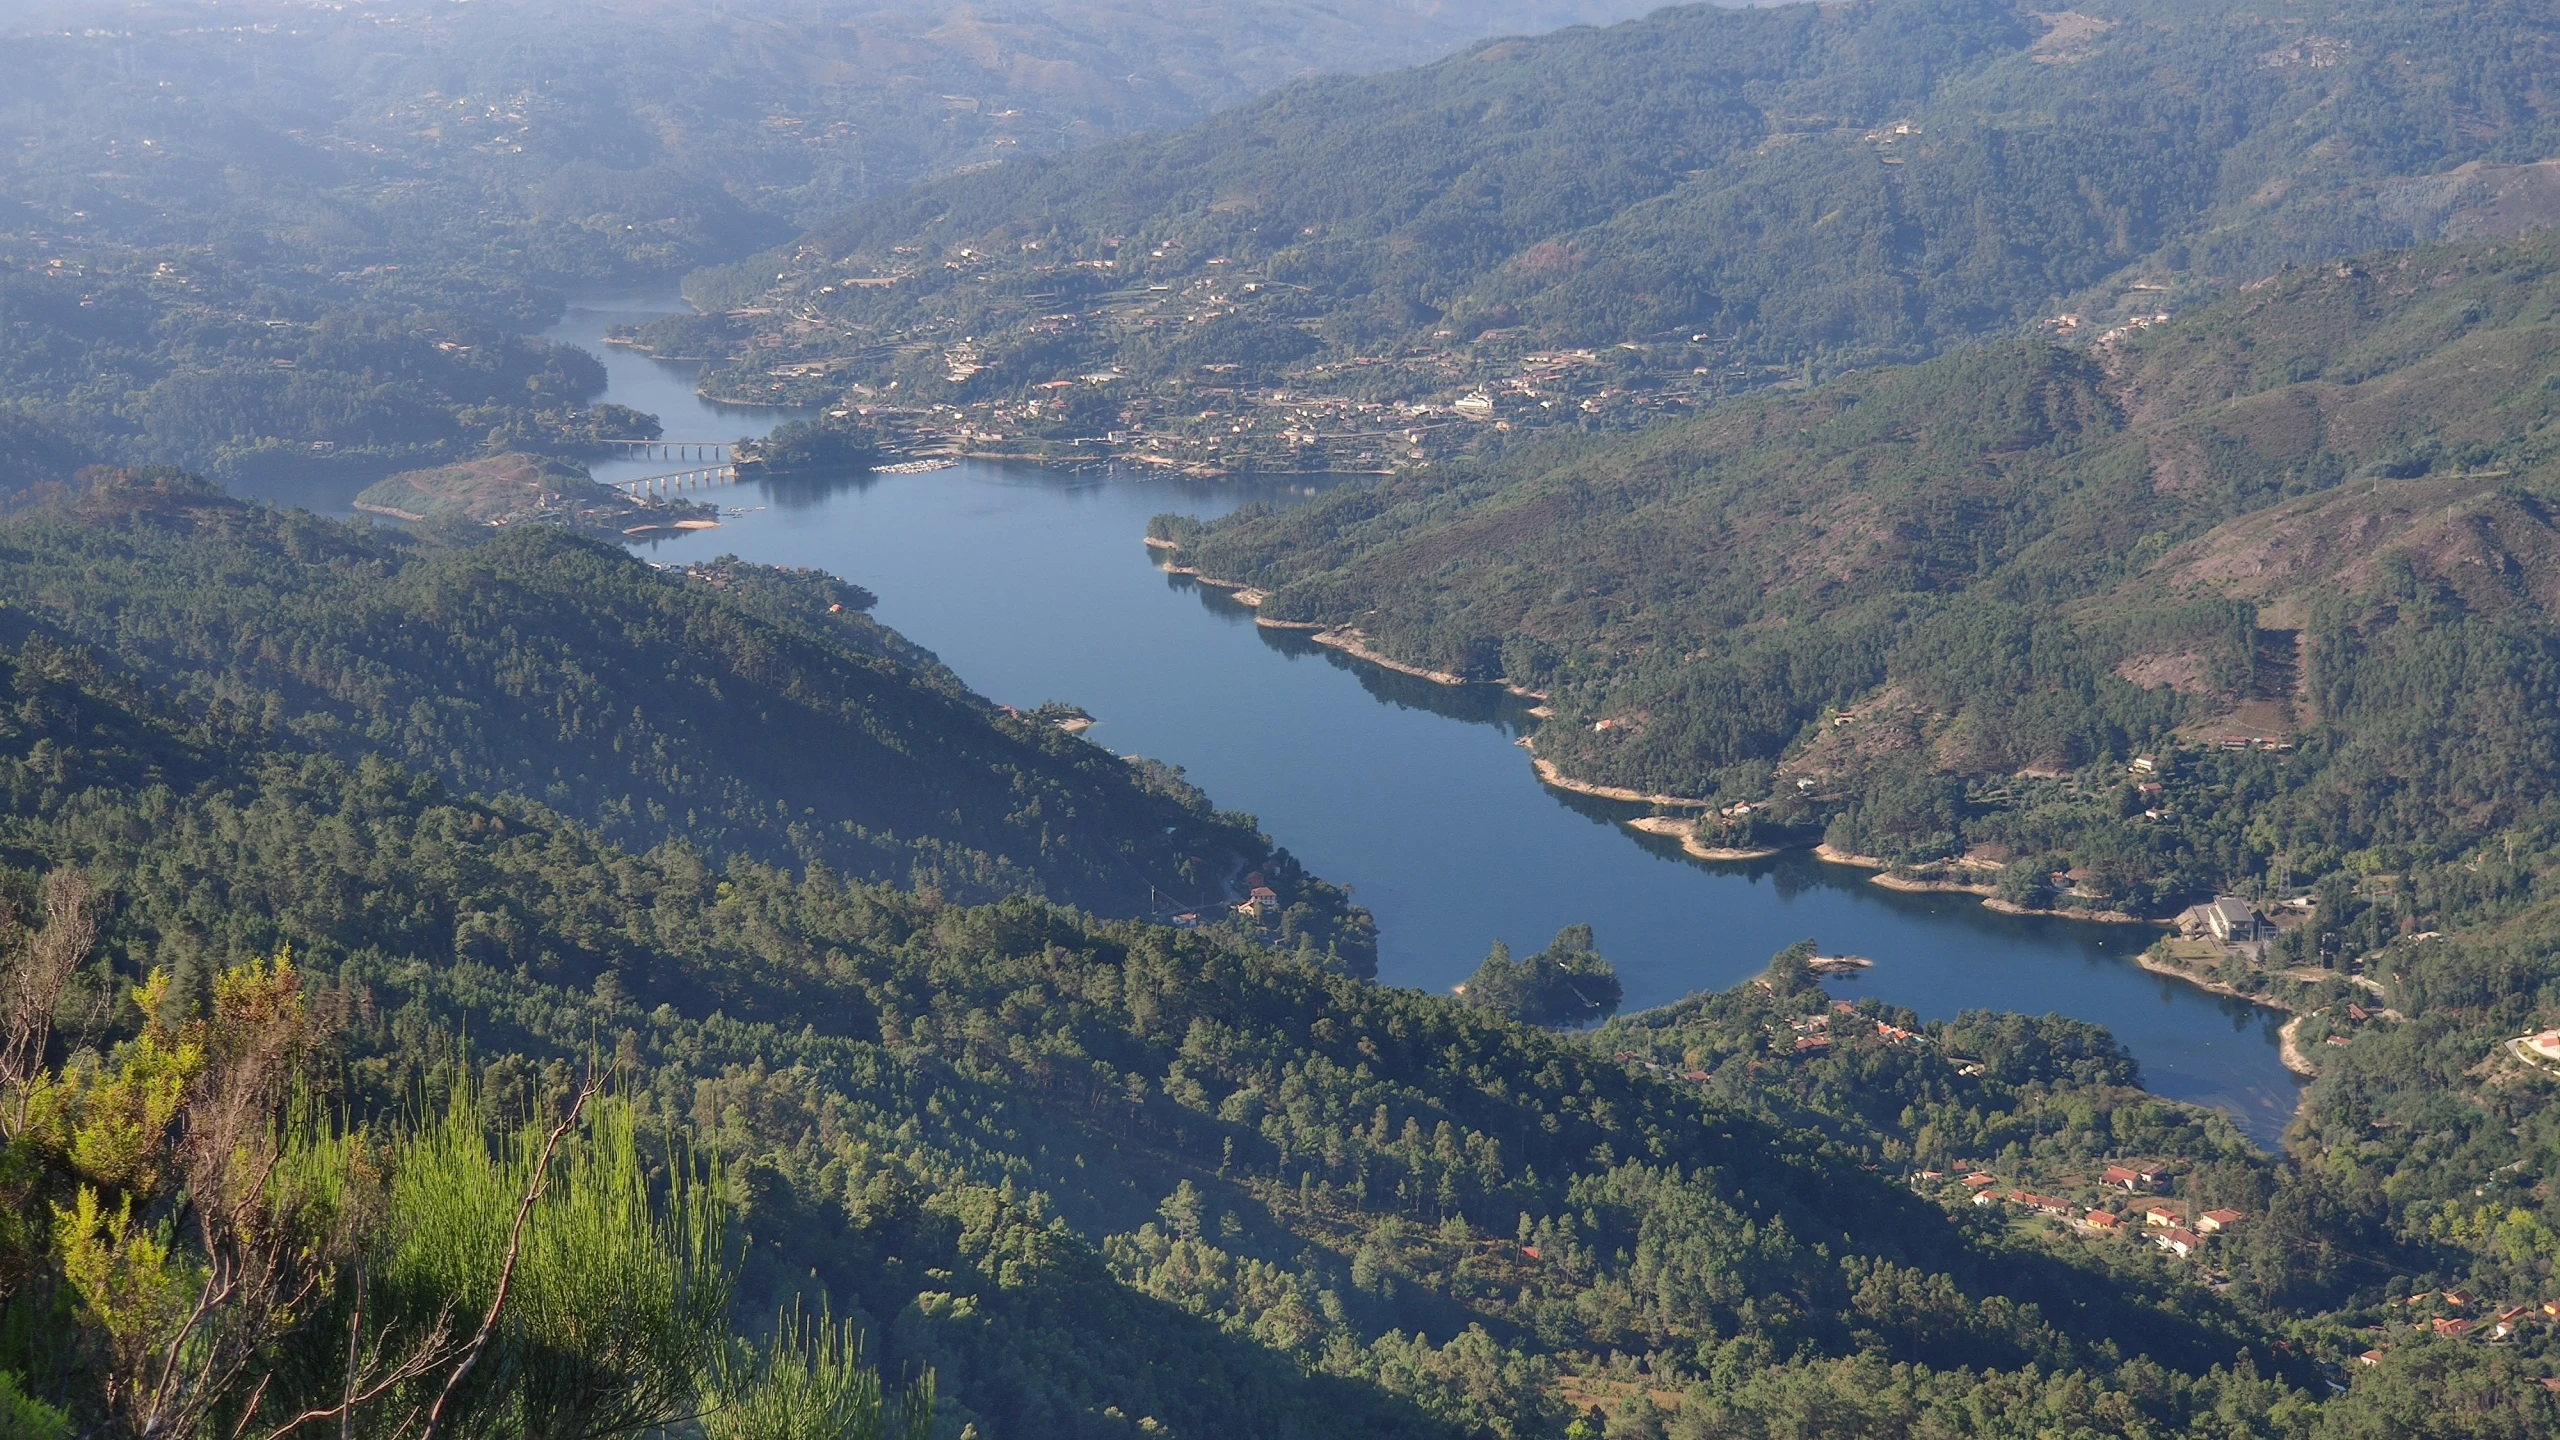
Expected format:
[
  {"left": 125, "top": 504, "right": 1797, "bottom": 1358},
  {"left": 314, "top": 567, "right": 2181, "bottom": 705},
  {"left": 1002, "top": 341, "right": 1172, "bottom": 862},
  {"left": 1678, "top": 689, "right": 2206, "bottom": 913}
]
[
  {"left": 1143, "top": 536, "right": 1178, "bottom": 549},
  {"left": 1164, "top": 565, "right": 1467, "bottom": 686},
  {"left": 2134, "top": 947, "right": 2286, "bottom": 1009},
  {"left": 1625, "top": 815, "right": 1781, "bottom": 860},
  {"left": 1816, "top": 846, "right": 2152, "bottom": 922},
  {"left": 1527, "top": 752, "right": 1714, "bottom": 808},
  {"left": 1871, "top": 873, "right": 1998, "bottom": 897},
  {"left": 1309, "top": 628, "right": 1473, "bottom": 686},
  {"left": 1254, "top": 616, "right": 1327, "bottom": 631},
  {"left": 1980, "top": 896, "right": 2151, "bottom": 924},
  {"left": 2276, "top": 1015, "right": 2319, "bottom": 1077}
]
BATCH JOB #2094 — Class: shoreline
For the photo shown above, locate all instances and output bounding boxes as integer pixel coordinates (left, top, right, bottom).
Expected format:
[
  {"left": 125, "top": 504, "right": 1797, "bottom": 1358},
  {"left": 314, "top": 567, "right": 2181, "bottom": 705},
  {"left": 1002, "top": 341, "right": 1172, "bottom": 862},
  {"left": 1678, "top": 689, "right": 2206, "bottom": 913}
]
[
  {"left": 1163, "top": 560, "right": 1473, "bottom": 685},
  {"left": 1625, "top": 815, "right": 1781, "bottom": 860},
  {"left": 2132, "top": 946, "right": 2294, "bottom": 1013},
  {"left": 1871, "top": 873, "right": 1998, "bottom": 897},
  {"left": 1528, "top": 751, "right": 1714, "bottom": 808},
  {"left": 2276, "top": 1015, "right": 2318, "bottom": 1077},
  {"left": 1815, "top": 845, "right": 2152, "bottom": 923},
  {"left": 1150, "top": 543, "right": 1556, "bottom": 699},
  {"left": 1140, "top": 532, "right": 2305, "bottom": 1103},
  {"left": 1307, "top": 627, "right": 1471, "bottom": 686},
  {"left": 910, "top": 445, "right": 1398, "bottom": 474}
]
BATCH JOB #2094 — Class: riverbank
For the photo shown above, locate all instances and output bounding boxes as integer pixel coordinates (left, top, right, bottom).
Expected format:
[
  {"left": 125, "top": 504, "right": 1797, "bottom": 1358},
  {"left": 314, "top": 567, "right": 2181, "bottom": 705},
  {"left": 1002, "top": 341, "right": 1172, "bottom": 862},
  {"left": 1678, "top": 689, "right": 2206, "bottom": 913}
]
[
  {"left": 1309, "top": 628, "right": 1470, "bottom": 686},
  {"left": 2133, "top": 946, "right": 2303, "bottom": 1016},
  {"left": 1166, "top": 561, "right": 1480, "bottom": 685},
  {"left": 1811, "top": 844, "right": 2155, "bottom": 924},
  {"left": 1527, "top": 750, "right": 1715, "bottom": 808},
  {"left": 1154, "top": 545, "right": 1568, "bottom": 701},
  {"left": 2277, "top": 1016, "right": 2317, "bottom": 1077},
  {"left": 2137, "top": 949, "right": 2322, "bottom": 1088},
  {"left": 1625, "top": 815, "right": 1781, "bottom": 860}
]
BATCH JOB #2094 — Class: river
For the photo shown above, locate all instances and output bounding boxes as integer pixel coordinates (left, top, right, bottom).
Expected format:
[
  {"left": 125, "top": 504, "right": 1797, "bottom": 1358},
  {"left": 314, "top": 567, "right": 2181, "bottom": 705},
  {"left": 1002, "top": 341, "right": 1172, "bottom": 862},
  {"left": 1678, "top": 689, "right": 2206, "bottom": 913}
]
[{"left": 294, "top": 298, "right": 2313, "bottom": 1145}]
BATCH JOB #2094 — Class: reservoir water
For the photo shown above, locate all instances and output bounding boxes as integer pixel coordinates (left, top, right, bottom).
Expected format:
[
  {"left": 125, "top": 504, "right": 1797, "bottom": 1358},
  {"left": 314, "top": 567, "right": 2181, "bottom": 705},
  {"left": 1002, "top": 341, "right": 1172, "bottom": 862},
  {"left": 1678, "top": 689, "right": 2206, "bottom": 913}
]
[{"left": 295, "top": 299, "right": 2311, "bottom": 1145}]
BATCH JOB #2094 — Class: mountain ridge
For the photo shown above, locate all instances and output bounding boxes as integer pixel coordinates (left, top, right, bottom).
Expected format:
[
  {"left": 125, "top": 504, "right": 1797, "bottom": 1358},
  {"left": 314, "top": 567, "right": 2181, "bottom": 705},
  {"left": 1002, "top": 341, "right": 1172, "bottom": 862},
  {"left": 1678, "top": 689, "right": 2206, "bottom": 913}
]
[{"left": 678, "top": 0, "right": 2560, "bottom": 474}]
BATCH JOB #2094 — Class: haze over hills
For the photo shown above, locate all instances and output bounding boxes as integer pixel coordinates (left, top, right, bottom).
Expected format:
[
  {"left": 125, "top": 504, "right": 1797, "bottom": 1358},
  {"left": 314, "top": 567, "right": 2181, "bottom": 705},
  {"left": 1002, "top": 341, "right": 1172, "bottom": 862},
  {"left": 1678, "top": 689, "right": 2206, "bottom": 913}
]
[
  {"left": 0, "top": 0, "right": 1665, "bottom": 303},
  {"left": 0, "top": 0, "right": 1660, "bottom": 490},
  {"left": 682, "top": 0, "right": 2560, "bottom": 470}
]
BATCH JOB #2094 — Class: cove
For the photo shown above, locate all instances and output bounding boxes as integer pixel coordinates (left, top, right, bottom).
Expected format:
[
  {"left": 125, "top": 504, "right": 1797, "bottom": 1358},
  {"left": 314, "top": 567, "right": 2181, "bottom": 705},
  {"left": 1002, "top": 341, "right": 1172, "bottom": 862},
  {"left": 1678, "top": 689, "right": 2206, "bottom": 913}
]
[{"left": 257, "top": 299, "right": 2309, "bottom": 1148}]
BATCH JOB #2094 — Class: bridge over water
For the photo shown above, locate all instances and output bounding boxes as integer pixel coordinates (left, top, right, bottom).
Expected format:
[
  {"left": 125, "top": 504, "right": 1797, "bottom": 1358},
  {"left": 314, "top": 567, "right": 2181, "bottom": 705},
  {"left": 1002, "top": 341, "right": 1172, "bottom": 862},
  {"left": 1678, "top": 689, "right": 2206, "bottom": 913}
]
[
  {"left": 612, "top": 462, "right": 738, "bottom": 498},
  {"left": 596, "top": 439, "right": 734, "bottom": 464}
]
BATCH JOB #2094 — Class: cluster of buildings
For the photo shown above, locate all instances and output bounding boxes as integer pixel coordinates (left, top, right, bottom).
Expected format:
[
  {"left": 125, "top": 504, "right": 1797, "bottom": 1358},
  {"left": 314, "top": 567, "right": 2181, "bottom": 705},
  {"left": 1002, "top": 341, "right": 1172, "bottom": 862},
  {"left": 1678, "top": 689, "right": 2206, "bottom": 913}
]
[
  {"left": 2356, "top": 1290, "right": 2560, "bottom": 1364},
  {"left": 1772, "top": 1001, "right": 1924, "bottom": 1058},
  {"left": 2174, "top": 895, "right": 2268, "bottom": 946},
  {"left": 723, "top": 237, "right": 1783, "bottom": 475},
  {"left": 1231, "top": 870, "right": 1282, "bottom": 925},
  {"left": 1925, "top": 1163, "right": 2246, "bottom": 1263}
]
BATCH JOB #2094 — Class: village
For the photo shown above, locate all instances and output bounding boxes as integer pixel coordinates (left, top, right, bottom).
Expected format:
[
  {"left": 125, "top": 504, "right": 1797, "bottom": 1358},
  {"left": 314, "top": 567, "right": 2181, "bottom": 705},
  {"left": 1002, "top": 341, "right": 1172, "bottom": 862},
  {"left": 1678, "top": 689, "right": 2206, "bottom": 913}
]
[
  {"left": 1932, "top": 1158, "right": 2560, "bottom": 1367},
  {"left": 692, "top": 229, "right": 1792, "bottom": 475},
  {"left": 1953, "top": 1154, "right": 2560, "bottom": 1368}
]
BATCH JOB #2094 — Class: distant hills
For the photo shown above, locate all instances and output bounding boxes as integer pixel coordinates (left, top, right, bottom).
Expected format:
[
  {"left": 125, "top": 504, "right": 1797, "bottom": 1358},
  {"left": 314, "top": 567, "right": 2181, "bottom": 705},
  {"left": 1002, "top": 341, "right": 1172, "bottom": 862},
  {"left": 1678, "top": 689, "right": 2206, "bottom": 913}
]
[
  {"left": 0, "top": 0, "right": 1660, "bottom": 492},
  {"left": 686, "top": 0, "right": 2560, "bottom": 458},
  {"left": 1, "top": 0, "right": 1664, "bottom": 313}
]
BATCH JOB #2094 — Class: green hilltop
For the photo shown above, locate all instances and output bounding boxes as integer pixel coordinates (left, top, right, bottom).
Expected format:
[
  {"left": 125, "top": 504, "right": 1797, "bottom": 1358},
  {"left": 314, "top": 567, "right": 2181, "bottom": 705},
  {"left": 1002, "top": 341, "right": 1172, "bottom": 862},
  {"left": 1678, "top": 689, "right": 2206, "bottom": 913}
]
[{"left": 0, "top": 471, "right": 1370, "bottom": 965}]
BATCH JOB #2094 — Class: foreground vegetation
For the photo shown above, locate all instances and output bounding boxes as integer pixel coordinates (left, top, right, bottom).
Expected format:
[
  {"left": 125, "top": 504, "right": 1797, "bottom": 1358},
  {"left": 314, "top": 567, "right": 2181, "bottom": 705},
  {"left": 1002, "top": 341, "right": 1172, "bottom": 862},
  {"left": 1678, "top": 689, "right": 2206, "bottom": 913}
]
[{"left": 1, "top": 939, "right": 934, "bottom": 1440}]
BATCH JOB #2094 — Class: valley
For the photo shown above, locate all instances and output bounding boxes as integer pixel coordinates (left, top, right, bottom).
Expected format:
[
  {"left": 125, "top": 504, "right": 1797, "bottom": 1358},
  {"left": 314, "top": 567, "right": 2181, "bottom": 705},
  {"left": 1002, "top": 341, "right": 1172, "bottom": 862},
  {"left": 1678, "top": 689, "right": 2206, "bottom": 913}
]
[{"left": 5, "top": 2, "right": 2560, "bottom": 1437}]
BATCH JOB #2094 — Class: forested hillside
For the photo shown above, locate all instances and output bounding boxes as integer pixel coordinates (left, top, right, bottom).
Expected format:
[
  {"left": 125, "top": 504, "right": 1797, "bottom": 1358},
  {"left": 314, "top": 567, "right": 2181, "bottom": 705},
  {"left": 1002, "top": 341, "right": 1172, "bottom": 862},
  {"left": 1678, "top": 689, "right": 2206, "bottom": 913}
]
[
  {"left": 8, "top": 478, "right": 2552, "bottom": 1436},
  {"left": 0, "top": 469, "right": 1370, "bottom": 964},
  {"left": 1155, "top": 227, "right": 2560, "bottom": 903},
  {"left": 685, "top": 0, "right": 2560, "bottom": 465}
]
